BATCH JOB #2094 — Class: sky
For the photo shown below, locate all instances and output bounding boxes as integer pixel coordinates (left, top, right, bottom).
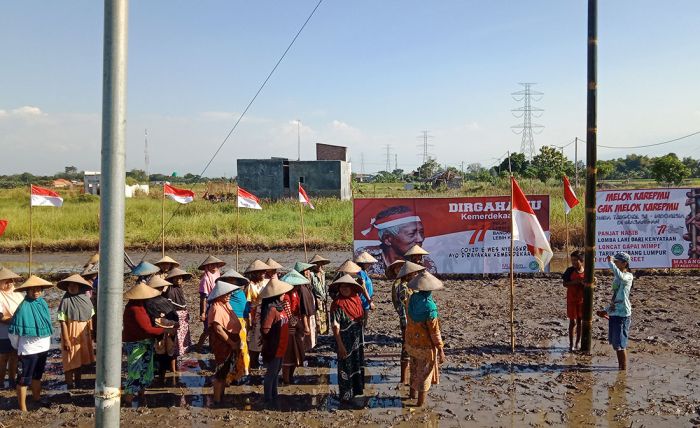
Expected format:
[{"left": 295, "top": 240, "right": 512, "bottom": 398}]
[{"left": 1, "top": 1, "right": 699, "bottom": 176}]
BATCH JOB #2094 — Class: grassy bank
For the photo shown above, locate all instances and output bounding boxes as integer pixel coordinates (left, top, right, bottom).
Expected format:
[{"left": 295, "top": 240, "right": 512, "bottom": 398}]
[{"left": 0, "top": 178, "right": 675, "bottom": 252}]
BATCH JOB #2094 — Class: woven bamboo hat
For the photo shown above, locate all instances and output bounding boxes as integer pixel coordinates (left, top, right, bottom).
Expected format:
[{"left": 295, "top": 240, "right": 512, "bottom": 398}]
[
  {"left": 148, "top": 275, "right": 172, "bottom": 289},
  {"left": 385, "top": 260, "right": 406, "bottom": 280},
  {"left": 0, "top": 267, "right": 22, "bottom": 282},
  {"left": 259, "top": 277, "right": 293, "bottom": 299},
  {"left": 207, "top": 281, "right": 240, "bottom": 302},
  {"left": 329, "top": 274, "right": 363, "bottom": 294},
  {"left": 218, "top": 269, "right": 250, "bottom": 287},
  {"left": 404, "top": 245, "right": 429, "bottom": 257},
  {"left": 397, "top": 261, "right": 426, "bottom": 279},
  {"left": 14, "top": 275, "right": 54, "bottom": 292},
  {"left": 407, "top": 271, "right": 444, "bottom": 292},
  {"left": 166, "top": 267, "right": 192, "bottom": 282},
  {"left": 155, "top": 255, "right": 180, "bottom": 268},
  {"left": 124, "top": 281, "right": 161, "bottom": 300},
  {"left": 309, "top": 254, "right": 330, "bottom": 266},
  {"left": 281, "top": 269, "right": 310, "bottom": 286},
  {"left": 198, "top": 255, "right": 226, "bottom": 270},
  {"left": 80, "top": 265, "right": 98, "bottom": 278},
  {"left": 354, "top": 251, "right": 378, "bottom": 264},
  {"left": 264, "top": 258, "right": 284, "bottom": 270},
  {"left": 337, "top": 259, "right": 361, "bottom": 275},
  {"left": 245, "top": 259, "right": 270, "bottom": 274},
  {"left": 57, "top": 274, "right": 93, "bottom": 292}
]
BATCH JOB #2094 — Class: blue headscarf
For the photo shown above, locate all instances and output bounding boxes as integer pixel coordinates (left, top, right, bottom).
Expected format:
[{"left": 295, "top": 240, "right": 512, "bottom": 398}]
[{"left": 407, "top": 291, "right": 439, "bottom": 323}]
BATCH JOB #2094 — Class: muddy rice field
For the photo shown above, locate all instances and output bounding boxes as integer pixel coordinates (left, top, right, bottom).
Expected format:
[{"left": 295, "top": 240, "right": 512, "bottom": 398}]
[{"left": 1, "top": 252, "right": 699, "bottom": 427}]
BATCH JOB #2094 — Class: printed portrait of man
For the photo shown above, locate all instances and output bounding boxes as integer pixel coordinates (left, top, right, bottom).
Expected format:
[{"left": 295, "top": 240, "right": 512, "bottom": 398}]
[{"left": 355, "top": 205, "right": 437, "bottom": 276}]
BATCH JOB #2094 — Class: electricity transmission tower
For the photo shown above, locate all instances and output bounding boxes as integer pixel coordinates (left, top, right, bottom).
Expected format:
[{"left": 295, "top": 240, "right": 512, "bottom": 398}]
[
  {"left": 144, "top": 128, "right": 150, "bottom": 179},
  {"left": 417, "top": 130, "right": 434, "bottom": 165},
  {"left": 511, "top": 83, "right": 544, "bottom": 160},
  {"left": 384, "top": 144, "right": 392, "bottom": 172}
]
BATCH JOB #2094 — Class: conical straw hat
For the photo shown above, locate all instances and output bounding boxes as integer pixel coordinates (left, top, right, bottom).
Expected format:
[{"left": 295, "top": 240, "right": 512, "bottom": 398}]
[
  {"left": 259, "top": 277, "right": 294, "bottom": 299},
  {"left": 328, "top": 274, "right": 363, "bottom": 294},
  {"left": 85, "top": 252, "right": 99, "bottom": 267},
  {"left": 337, "top": 259, "right": 361, "bottom": 275},
  {"left": 57, "top": 274, "right": 93, "bottom": 292},
  {"left": 354, "top": 251, "right": 378, "bottom": 264},
  {"left": 14, "top": 275, "right": 54, "bottom": 292},
  {"left": 404, "top": 244, "right": 429, "bottom": 257},
  {"left": 218, "top": 269, "right": 250, "bottom": 287},
  {"left": 131, "top": 261, "right": 160, "bottom": 277},
  {"left": 207, "top": 280, "right": 240, "bottom": 302},
  {"left": 281, "top": 269, "right": 310, "bottom": 286},
  {"left": 407, "top": 271, "right": 444, "bottom": 292},
  {"left": 155, "top": 255, "right": 180, "bottom": 268},
  {"left": 198, "top": 255, "right": 226, "bottom": 270},
  {"left": 309, "top": 254, "right": 330, "bottom": 266},
  {"left": 166, "top": 267, "right": 192, "bottom": 281},
  {"left": 293, "top": 262, "right": 315, "bottom": 273},
  {"left": 397, "top": 261, "right": 426, "bottom": 279},
  {"left": 80, "top": 265, "right": 99, "bottom": 277},
  {"left": 124, "top": 281, "right": 161, "bottom": 300},
  {"left": 0, "top": 267, "right": 22, "bottom": 282},
  {"left": 264, "top": 258, "right": 284, "bottom": 270},
  {"left": 385, "top": 260, "right": 406, "bottom": 280},
  {"left": 245, "top": 259, "right": 270, "bottom": 274},
  {"left": 147, "top": 275, "right": 172, "bottom": 289}
]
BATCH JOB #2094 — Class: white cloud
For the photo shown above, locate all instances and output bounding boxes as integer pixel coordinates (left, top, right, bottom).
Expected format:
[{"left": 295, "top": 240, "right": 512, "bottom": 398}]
[{"left": 0, "top": 105, "right": 46, "bottom": 119}]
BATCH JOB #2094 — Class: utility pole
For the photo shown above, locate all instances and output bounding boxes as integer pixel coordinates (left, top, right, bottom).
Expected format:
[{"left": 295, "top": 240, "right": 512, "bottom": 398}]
[
  {"left": 96, "top": 0, "right": 128, "bottom": 425},
  {"left": 297, "top": 119, "right": 301, "bottom": 161},
  {"left": 360, "top": 152, "right": 365, "bottom": 182},
  {"left": 511, "top": 83, "right": 544, "bottom": 160},
  {"left": 144, "top": 128, "right": 149, "bottom": 181},
  {"left": 574, "top": 137, "right": 579, "bottom": 188},
  {"left": 581, "top": 0, "right": 597, "bottom": 354},
  {"left": 384, "top": 144, "right": 392, "bottom": 172},
  {"left": 394, "top": 153, "right": 398, "bottom": 171}
]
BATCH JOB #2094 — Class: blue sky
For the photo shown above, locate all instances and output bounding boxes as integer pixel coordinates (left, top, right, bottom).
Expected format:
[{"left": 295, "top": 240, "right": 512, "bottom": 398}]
[{"left": 1, "top": 1, "right": 699, "bottom": 176}]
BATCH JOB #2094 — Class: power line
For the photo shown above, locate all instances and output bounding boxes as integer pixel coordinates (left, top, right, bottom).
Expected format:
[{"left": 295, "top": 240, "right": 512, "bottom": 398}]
[
  {"left": 511, "top": 83, "right": 544, "bottom": 160},
  {"left": 384, "top": 144, "right": 392, "bottom": 172},
  {"left": 416, "top": 130, "right": 434, "bottom": 164},
  {"left": 598, "top": 130, "right": 700, "bottom": 149}
]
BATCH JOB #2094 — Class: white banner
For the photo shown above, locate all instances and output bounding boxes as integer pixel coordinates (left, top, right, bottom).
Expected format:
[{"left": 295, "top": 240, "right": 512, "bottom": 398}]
[{"left": 595, "top": 188, "right": 695, "bottom": 268}]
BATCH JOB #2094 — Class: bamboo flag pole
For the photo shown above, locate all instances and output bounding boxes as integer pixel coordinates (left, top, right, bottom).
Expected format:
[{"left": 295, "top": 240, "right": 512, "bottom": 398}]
[
  {"left": 161, "top": 184, "right": 165, "bottom": 257},
  {"left": 236, "top": 202, "right": 240, "bottom": 271},
  {"left": 508, "top": 153, "right": 515, "bottom": 353},
  {"left": 565, "top": 210, "right": 570, "bottom": 255},
  {"left": 299, "top": 182, "right": 308, "bottom": 262},
  {"left": 29, "top": 184, "right": 33, "bottom": 275}
]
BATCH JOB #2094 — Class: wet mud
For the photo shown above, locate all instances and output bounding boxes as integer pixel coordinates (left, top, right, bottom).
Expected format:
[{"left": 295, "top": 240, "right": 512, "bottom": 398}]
[{"left": 0, "top": 254, "right": 699, "bottom": 427}]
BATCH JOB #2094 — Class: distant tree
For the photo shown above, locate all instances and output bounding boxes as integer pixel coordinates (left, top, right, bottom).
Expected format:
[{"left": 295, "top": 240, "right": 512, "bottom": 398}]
[
  {"left": 530, "top": 146, "right": 574, "bottom": 183},
  {"left": 596, "top": 160, "right": 615, "bottom": 180},
  {"left": 65, "top": 166, "right": 78, "bottom": 174},
  {"left": 126, "top": 169, "right": 148, "bottom": 183},
  {"left": 465, "top": 163, "right": 492, "bottom": 182},
  {"left": 682, "top": 156, "right": 700, "bottom": 178},
  {"left": 495, "top": 152, "right": 529, "bottom": 176},
  {"left": 416, "top": 158, "right": 442, "bottom": 179},
  {"left": 651, "top": 153, "right": 690, "bottom": 185}
]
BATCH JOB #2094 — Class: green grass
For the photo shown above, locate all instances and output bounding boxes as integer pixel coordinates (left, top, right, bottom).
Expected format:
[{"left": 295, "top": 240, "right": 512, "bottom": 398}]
[{"left": 0, "top": 178, "right": 686, "bottom": 251}]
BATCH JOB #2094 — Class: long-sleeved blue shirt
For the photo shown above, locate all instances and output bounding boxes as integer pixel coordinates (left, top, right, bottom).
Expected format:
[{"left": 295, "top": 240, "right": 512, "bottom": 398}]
[
  {"left": 607, "top": 260, "right": 633, "bottom": 317},
  {"left": 358, "top": 270, "right": 373, "bottom": 310}
]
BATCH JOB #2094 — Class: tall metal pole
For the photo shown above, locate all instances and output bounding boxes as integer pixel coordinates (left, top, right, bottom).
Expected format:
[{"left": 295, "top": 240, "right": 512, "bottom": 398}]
[
  {"left": 29, "top": 184, "right": 33, "bottom": 275},
  {"left": 96, "top": 0, "right": 128, "bottom": 424},
  {"left": 581, "top": 0, "right": 597, "bottom": 354},
  {"left": 297, "top": 119, "right": 301, "bottom": 161},
  {"left": 574, "top": 137, "right": 579, "bottom": 188},
  {"left": 508, "top": 152, "right": 515, "bottom": 353}
]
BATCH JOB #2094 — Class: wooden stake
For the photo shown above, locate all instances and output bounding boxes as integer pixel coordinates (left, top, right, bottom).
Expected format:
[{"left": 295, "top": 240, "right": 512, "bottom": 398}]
[
  {"left": 565, "top": 211, "right": 570, "bottom": 255},
  {"left": 236, "top": 202, "right": 240, "bottom": 271},
  {"left": 509, "top": 177, "right": 515, "bottom": 353},
  {"left": 29, "top": 184, "right": 33, "bottom": 275},
  {"left": 299, "top": 190, "right": 308, "bottom": 262},
  {"left": 161, "top": 184, "right": 165, "bottom": 257}
]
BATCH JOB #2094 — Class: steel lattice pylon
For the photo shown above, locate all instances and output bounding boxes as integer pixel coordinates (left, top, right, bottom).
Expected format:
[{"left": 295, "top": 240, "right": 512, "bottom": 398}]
[{"left": 511, "top": 83, "right": 544, "bottom": 160}]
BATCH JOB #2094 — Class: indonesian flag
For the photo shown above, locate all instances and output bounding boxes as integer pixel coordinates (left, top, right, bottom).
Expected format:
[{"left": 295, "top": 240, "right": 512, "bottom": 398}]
[
  {"left": 511, "top": 177, "right": 553, "bottom": 270},
  {"left": 237, "top": 187, "right": 262, "bottom": 210},
  {"left": 0, "top": 220, "right": 7, "bottom": 238},
  {"left": 30, "top": 185, "right": 63, "bottom": 207},
  {"left": 563, "top": 175, "right": 579, "bottom": 214},
  {"left": 164, "top": 183, "right": 195, "bottom": 204},
  {"left": 298, "top": 183, "right": 314, "bottom": 210}
]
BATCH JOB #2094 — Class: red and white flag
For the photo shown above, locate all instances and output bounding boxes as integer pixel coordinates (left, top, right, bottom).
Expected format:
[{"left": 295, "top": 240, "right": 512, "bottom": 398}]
[
  {"left": 164, "top": 183, "right": 195, "bottom": 204},
  {"left": 30, "top": 185, "right": 63, "bottom": 207},
  {"left": 0, "top": 220, "right": 7, "bottom": 238},
  {"left": 562, "top": 175, "right": 579, "bottom": 214},
  {"left": 237, "top": 187, "right": 262, "bottom": 210},
  {"left": 298, "top": 183, "right": 314, "bottom": 210},
  {"left": 511, "top": 177, "right": 553, "bottom": 270}
]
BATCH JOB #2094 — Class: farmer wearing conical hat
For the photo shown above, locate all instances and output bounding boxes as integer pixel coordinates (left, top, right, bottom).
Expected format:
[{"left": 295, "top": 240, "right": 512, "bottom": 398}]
[
  {"left": 8, "top": 275, "right": 54, "bottom": 411},
  {"left": 279, "top": 269, "right": 315, "bottom": 385},
  {"left": 165, "top": 268, "right": 194, "bottom": 374},
  {"left": 195, "top": 255, "right": 226, "bottom": 351},
  {"left": 144, "top": 276, "right": 179, "bottom": 384},
  {"left": 294, "top": 262, "right": 318, "bottom": 350},
  {"left": 0, "top": 268, "right": 23, "bottom": 390},
  {"left": 308, "top": 255, "right": 330, "bottom": 335},
  {"left": 243, "top": 259, "right": 270, "bottom": 370},
  {"left": 354, "top": 252, "right": 378, "bottom": 328},
  {"left": 259, "top": 278, "right": 293, "bottom": 403},
  {"left": 56, "top": 274, "right": 95, "bottom": 390},
  {"left": 154, "top": 255, "right": 180, "bottom": 279},
  {"left": 354, "top": 205, "right": 437, "bottom": 276}
]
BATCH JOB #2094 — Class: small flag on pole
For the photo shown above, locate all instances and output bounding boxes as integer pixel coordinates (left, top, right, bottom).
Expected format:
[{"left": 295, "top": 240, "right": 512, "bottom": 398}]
[
  {"left": 298, "top": 183, "right": 315, "bottom": 210},
  {"left": 30, "top": 185, "right": 63, "bottom": 207},
  {"left": 511, "top": 177, "right": 553, "bottom": 270},
  {"left": 164, "top": 183, "right": 195, "bottom": 204},
  {"left": 237, "top": 187, "right": 262, "bottom": 210},
  {"left": 0, "top": 220, "right": 7, "bottom": 237},
  {"left": 563, "top": 175, "right": 579, "bottom": 214}
]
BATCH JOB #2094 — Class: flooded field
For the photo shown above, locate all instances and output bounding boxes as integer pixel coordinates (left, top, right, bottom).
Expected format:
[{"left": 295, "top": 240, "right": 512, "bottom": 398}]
[{"left": 0, "top": 252, "right": 699, "bottom": 426}]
